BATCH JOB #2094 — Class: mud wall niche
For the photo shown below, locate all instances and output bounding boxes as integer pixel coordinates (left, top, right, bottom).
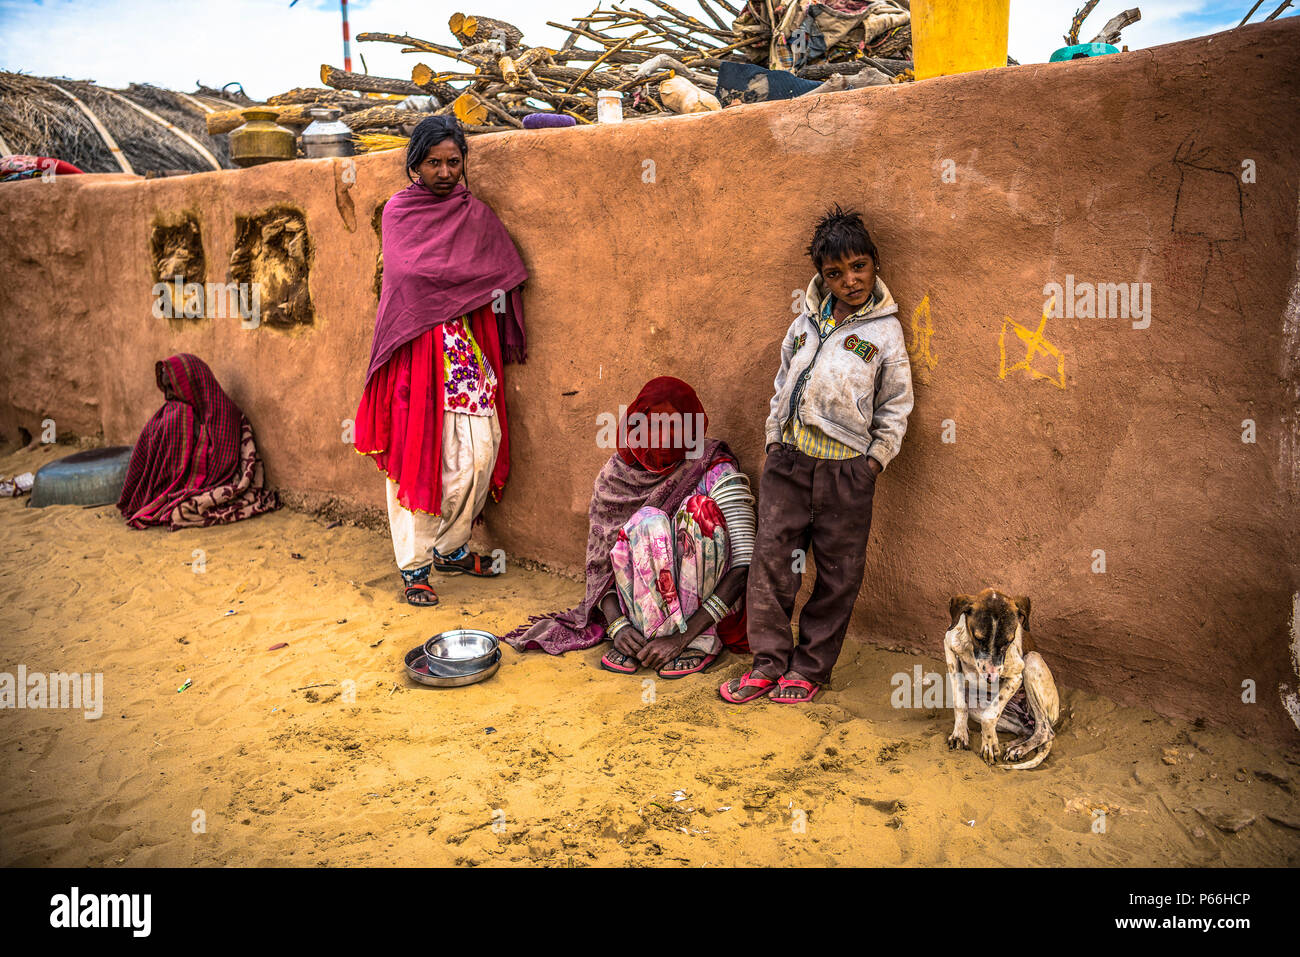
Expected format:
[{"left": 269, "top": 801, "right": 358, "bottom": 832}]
[{"left": 230, "top": 205, "right": 314, "bottom": 328}]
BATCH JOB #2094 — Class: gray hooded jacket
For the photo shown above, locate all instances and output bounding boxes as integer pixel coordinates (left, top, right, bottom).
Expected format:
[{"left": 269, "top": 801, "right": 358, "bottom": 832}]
[{"left": 764, "top": 274, "right": 914, "bottom": 469}]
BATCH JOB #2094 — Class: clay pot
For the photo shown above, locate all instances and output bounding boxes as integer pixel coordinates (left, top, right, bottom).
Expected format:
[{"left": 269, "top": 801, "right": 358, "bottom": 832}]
[{"left": 229, "top": 108, "right": 296, "bottom": 167}]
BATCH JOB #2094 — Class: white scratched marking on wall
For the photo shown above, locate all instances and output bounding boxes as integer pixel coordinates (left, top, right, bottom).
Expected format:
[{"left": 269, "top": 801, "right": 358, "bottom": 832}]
[
  {"left": 1281, "top": 592, "right": 1300, "bottom": 733},
  {"left": 1274, "top": 193, "right": 1299, "bottom": 733},
  {"left": 1280, "top": 192, "right": 1300, "bottom": 499}
]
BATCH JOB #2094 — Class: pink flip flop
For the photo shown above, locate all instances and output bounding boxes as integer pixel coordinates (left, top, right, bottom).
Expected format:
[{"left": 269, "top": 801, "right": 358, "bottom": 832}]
[
  {"left": 772, "top": 675, "right": 820, "bottom": 703},
  {"left": 599, "top": 650, "right": 639, "bottom": 675},
  {"left": 658, "top": 651, "right": 719, "bottom": 680},
  {"left": 719, "top": 671, "right": 778, "bottom": 704}
]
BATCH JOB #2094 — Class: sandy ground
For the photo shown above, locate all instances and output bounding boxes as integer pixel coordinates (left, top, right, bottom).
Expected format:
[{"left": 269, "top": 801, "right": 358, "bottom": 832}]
[{"left": 0, "top": 442, "right": 1297, "bottom": 867}]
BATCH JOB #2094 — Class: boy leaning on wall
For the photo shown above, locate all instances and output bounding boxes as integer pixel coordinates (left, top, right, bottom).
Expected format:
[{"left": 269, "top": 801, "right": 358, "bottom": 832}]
[{"left": 720, "top": 205, "right": 914, "bottom": 705}]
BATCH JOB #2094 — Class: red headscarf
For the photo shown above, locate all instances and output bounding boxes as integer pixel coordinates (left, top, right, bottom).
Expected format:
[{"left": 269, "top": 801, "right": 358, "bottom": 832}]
[
  {"left": 616, "top": 377, "right": 709, "bottom": 474},
  {"left": 117, "top": 354, "right": 277, "bottom": 528}
]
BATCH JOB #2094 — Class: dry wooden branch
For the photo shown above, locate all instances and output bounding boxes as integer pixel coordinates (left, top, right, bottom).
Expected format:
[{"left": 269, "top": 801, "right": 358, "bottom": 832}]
[
  {"left": 341, "top": 104, "right": 430, "bottom": 132},
  {"left": 357, "top": 32, "right": 481, "bottom": 66},
  {"left": 796, "top": 56, "right": 910, "bottom": 80},
  {"left": 680, "top": 32, "right": 766, "bottom": 61},
  {"left": 614, "top": 68, "right": 675, "bottom": 92},
  {"left": 645, "top": 0, "right": 717, "bottom": 35},
  {"left": 1237, "top": 0, "right": 1268, "bottom": 25},
  {"left": 611, "top": 7, "right": 726, "bottom": 49},
  {"left": 320, "top": 65, "right": 424, "bottom": 96},
  {"left": 456, "top": 90, "right": 524, "bottom": 128},
  {"left": 408, "top": 64, "right": 460, "bottom": 103},
  {"left": 1264, "top": 0, "right": 1293, "bottom": 20},
  {"left": 1066, "top": 0, "right": 1101, "bottom": 45},
  {"left": 449, "top": 13, "right": 525, "bottom": 50},
  {"left": 1090, "top": 8, "right": 1141, "bottom": 44},
  {"left": 566, "top": 30, "right": 649, "bottom": 91},
  {"left": 543, "top": 21, "right": 672, "bottom": 58},
  {"left": 697, "top": 0, "right": 732, "bottom": 31}
]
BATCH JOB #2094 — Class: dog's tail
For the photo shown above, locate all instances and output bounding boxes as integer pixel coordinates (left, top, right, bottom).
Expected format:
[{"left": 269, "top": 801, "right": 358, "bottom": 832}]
[{"left": 1004, "top": 740, "right": 1052, "bottom": 771}]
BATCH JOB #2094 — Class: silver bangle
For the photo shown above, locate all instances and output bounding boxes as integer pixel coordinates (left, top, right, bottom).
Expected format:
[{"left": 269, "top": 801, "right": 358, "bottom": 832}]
[
  {"left": 607, "top": 615, "right": 632, "bottom": 638},
  {"left": 703, "top": 594, "right": 730, "bottom": 623}
]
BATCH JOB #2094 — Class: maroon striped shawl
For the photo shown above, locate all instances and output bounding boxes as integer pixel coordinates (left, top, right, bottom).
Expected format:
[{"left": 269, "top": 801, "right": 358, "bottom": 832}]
[{"left": 117, "top": 354, "right": 278, "bottom": 529}]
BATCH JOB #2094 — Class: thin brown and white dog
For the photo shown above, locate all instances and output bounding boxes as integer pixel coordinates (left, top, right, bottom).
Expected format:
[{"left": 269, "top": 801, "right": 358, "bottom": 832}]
[{"left": 944, "top": 589, "right": 1060, "bottom": 770}]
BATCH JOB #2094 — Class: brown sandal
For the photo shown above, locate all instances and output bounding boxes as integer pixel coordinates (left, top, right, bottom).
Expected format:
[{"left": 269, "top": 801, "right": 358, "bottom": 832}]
[{"left": 432, "top": 551, "right": 500, "bottom": 577}]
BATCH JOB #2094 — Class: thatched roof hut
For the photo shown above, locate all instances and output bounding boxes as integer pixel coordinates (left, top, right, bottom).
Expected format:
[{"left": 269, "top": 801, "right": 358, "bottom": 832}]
[{"left": 0, "top": 72, "right": 246, "bottom": 175}]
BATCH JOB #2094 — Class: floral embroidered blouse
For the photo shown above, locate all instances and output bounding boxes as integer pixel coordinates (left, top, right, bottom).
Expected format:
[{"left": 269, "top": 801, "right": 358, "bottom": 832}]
[{"left": 442, "top": 316, "right": 497, "bottom": 416}]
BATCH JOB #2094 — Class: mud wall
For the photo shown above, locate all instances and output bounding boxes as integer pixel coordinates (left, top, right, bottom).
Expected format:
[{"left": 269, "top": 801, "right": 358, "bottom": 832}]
[{"left": 2, "top": 20, "right": 1298, "bottom": 741}]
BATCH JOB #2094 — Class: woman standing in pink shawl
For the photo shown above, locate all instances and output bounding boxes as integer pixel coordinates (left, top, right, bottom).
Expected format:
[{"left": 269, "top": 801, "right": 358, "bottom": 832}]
[{"left": 354, "top": 117, "right": 527, "bottom": 606}]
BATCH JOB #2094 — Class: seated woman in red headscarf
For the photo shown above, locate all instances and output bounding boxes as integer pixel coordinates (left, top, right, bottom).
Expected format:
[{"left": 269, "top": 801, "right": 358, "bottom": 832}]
[
  {"left": 117, "top": 354, "right": 279, "bottom": 529},
  {"left": 504, "top": 377, "right": 753, "bottom": 678}
]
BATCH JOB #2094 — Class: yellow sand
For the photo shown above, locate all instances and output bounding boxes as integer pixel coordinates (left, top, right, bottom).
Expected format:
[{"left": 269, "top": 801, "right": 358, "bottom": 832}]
[{"left": 0, "top": 443, "right": 1296, "bottom": 867}]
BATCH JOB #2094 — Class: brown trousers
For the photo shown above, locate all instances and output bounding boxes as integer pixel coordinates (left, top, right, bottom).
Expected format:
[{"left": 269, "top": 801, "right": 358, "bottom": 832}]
[{"left": 745, "top": 444, "right": 876, "bottom": 685}]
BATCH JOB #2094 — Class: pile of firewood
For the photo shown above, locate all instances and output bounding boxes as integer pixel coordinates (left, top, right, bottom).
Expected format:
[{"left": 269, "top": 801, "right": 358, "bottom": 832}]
[
  {"left": 207, "top": 3, "right": 918, "bottom": 144},
  {"left": 356, "top": 3, "right": 916, "bottom": 127}
]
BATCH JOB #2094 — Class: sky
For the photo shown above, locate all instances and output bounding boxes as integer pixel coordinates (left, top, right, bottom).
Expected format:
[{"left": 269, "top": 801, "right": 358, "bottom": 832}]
[{"left": 0, "top": 0, "right": 1294, "bottom": 101}]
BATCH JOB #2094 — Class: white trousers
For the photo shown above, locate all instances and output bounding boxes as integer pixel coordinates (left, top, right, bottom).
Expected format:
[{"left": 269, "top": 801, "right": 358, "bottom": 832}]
[{"left": 386, "top": 411, "right": 501, "bottom": 571}]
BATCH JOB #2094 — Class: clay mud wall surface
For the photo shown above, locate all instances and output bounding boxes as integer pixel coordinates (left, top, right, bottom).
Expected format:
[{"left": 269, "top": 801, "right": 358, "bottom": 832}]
[{"left": 1, "top": 21, "right": 1298, "bottom": 741}]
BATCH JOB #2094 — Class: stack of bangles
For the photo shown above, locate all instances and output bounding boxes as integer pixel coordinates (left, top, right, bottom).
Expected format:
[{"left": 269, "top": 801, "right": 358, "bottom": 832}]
[
  {"left": 607, "top": 615, "right": 632, "bottom": 639},
  {"left": 703, "top": 593, "right": 730, "bottom": 624}
]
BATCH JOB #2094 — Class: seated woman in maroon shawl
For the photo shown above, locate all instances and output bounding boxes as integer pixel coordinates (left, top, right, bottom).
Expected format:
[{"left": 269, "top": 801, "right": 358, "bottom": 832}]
[
  {"left": 504, "top": 378, "right": 754, "bottom": 678},
  {"left": 117, "top": 353, "right": 278, "bottom": 529},
  {"left": 354, "top": 117, "right": 527, "bottom": 606}
]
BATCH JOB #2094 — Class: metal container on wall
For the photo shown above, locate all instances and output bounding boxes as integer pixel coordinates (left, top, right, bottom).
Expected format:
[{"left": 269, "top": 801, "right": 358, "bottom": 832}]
[
  {"left": 228, "top": 108, "right": 296, "bottom": 167},
  {"left": 301, "top": 107, "right": 355, "bottom": 158},
  {"left": 911, "top": 0, "right": 1010, "bottom": 81}
]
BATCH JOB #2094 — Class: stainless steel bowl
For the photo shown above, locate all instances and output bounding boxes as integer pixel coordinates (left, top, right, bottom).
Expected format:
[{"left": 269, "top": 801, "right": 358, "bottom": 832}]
[
  {"left": 423, "top": 629, "right": 499, "bottom": 677},
  {"left": 405, "top": 645, "right": 501, "bottom": 688}
]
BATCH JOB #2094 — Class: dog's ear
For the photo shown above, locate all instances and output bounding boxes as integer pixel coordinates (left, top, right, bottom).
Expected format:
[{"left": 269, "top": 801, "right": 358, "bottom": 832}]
[
  {"left": 949, "top": 594, "right": 975, "bottom": 628},
  {"left": 1013, "top": 595, "right": 1031, "bottom": 631}
]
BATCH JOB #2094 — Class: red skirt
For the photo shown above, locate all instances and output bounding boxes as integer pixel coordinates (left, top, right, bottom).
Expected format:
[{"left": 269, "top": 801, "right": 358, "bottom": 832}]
[{"left": 355, "top": 304, "right": 511, "bottom": 515}]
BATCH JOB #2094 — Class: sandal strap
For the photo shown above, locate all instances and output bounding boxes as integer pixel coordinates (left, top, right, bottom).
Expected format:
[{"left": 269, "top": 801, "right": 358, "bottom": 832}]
[
  {"left": 740, "top": 671, "right": 776, "bottom": 689},
  {"left": 777, "top": 676, "right": 817, "bottom": 692},
  {"left": 405, "top": 583, "right": 437, "bottom": 594}
]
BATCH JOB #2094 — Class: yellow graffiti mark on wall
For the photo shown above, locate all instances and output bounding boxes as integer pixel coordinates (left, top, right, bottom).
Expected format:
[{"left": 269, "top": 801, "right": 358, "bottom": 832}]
[
  {"left": 907, "top": 294, "right": 939, "bottom": 383},
  {"left": 998, "top": 296, "right": 1065, "bottom": 389}
]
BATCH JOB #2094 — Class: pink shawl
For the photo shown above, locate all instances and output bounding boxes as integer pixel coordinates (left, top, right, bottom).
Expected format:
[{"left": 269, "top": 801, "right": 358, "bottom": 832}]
[{"left": 365, "top": 180, "right": 528, "bottom": 382}]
